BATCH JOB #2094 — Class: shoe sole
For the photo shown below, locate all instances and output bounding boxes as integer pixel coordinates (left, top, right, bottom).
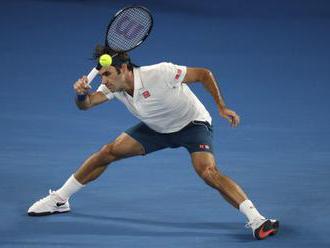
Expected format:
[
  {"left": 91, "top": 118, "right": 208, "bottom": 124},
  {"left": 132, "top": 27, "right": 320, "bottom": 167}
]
[{"left": 28, "top": 210, "right": 70, "bottom": 216}]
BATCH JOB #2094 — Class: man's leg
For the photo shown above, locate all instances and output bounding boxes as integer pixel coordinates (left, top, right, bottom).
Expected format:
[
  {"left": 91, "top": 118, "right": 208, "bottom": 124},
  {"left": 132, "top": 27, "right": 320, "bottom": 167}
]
[
  {"left": 74, "top": 132, "right": 145, "bottom": 185},
  {"left": 28, "top": 133, "right": 144, "bottom": 216},
  {"left": 190, "top": 151, "right": 248, "bottom": 209},
  {"left": 190, "top": 151, "right": 279, "bottom": 239}
]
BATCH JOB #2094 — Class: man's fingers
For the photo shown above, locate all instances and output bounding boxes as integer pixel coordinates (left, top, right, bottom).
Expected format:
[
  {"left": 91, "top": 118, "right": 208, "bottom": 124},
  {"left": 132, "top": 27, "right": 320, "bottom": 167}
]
[
  {"left": 84, "top": 84, "right": 91, "bottom": 90},
  {"left": 227, "top": 114, "right": 239, "bottom": 127},
  {"left": 81, "top": 76, "right": 89, "bottom": 84},
  {"left": 232, "top": 115, "right": 240, "bottom": 127},
  {"left": 219, "top": 108, "right": 240, "bottom": 127},
  {"left": 230, "top": 116, "right": 236, "bottom": 127},
  {"left": 227, "top": 116, "right": 235, "bottom": 127},
  {"left": 73, "top": 78, "right": 91, "bottom": 95}
]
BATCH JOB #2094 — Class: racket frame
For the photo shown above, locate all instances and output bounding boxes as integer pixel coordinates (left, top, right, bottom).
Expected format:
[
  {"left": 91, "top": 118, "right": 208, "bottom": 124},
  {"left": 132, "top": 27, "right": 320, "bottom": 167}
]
[{"left": 87, "top": 6, "right": 153, "bottom": 86}]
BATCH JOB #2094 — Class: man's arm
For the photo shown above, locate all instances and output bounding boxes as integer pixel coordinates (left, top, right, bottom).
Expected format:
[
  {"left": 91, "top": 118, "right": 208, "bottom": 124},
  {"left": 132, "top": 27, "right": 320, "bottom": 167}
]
[
  {"left": 183, "top": 67, "right": 240, "bottom": 127},
  {"left": 73, "top": 76, "right": 108, "bottom": 110}
]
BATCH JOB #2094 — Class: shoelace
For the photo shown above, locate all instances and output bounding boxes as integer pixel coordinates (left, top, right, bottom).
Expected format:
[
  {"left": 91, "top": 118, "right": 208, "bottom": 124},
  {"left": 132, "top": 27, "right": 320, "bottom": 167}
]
[
  {"left": 245, "top": 218, "right": 266, "bottom": 229},
  {"left": 35, "top": 189, "right": 57, "bottom": 204},
  {"left": 245, "top": 222, "right": 253, "bottom": 229}
]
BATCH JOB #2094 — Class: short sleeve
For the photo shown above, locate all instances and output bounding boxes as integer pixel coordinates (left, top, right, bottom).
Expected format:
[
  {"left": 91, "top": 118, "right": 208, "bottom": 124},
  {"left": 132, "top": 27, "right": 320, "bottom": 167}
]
[
  {"left": 159, "top": 62, "right": 187, "bottom": 88},
  {"left": 96, "top": 84, "right": 115, "bottom": 100}
]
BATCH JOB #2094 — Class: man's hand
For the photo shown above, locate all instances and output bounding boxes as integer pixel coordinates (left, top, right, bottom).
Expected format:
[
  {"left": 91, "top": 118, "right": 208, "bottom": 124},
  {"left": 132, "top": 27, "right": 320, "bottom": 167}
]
[
  {"left": 73, "top": 76, "right": 91, "bottom": 95},
  {"left": 219, "top": 107, "right": 240, "bottom": 127}
]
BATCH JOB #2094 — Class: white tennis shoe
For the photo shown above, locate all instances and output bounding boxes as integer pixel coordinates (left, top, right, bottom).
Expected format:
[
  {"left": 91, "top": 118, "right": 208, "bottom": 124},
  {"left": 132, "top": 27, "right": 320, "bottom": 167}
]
[{"left": 28, "top": 190, "right": 70, "bottom": 216}]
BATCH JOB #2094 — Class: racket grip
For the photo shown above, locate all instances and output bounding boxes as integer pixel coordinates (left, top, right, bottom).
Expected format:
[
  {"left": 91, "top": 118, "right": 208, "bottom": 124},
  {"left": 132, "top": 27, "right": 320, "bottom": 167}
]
[{"left": 86, "top": 67, "right": 99, "bottom": 86}]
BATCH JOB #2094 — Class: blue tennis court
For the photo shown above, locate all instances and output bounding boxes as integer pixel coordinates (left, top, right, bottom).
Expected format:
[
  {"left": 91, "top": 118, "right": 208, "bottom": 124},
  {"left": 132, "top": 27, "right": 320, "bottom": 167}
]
[{"left": 1, "top": 0, "right": 329, "bottom": 247}]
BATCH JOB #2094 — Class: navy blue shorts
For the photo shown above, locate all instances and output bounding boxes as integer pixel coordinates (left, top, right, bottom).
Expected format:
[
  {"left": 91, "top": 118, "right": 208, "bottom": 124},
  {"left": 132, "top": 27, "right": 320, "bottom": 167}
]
[{"left": 125, "top": 121, "right": 214, "bottom": 155}]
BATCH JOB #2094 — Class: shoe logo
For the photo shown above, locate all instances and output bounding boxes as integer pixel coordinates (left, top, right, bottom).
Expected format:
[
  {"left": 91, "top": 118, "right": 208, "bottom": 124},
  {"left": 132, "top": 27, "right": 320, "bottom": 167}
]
[
  {"left": 56, "top": 202, "right": 65, "bottom": 207},
  {"left": 258, "top": 225, "right": 274, "bottom": 239}
]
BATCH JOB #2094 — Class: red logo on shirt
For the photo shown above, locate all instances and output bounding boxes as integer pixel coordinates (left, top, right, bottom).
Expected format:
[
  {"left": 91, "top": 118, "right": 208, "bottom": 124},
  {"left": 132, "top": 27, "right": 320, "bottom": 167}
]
[
  {"left": 199, "top": 144, "right": 210, "bottom": 150},
  {"left": 142, "top": 90, "right": 151, "bottom": 98},
  {"left": 175, "top": 69, "right": 182, "bottom": 80}
]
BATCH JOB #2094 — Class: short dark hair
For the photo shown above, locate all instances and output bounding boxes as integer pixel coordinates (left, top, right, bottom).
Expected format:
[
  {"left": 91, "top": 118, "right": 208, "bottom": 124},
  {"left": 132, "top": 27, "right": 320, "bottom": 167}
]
[{"left": 93, "top": 44, "right": 137, "bottom": 71}]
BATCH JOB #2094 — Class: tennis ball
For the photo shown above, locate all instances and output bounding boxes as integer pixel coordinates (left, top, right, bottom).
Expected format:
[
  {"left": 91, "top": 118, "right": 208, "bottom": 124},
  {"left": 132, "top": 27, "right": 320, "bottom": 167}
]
[{"left": 99, "top": 54, "right": 112, "bottom": 67}]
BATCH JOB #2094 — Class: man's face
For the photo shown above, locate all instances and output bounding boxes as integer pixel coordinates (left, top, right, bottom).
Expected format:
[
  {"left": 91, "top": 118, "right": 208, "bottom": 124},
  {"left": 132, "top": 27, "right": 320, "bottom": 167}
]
[{"left": 99, "top": 65, "right": 126, "bottom": 92}]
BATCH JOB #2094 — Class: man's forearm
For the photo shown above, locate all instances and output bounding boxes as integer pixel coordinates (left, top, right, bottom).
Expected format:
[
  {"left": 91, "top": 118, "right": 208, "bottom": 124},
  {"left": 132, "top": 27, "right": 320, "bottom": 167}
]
[{"left": 202, "top": 70, "right": 226, "bottom": 111}]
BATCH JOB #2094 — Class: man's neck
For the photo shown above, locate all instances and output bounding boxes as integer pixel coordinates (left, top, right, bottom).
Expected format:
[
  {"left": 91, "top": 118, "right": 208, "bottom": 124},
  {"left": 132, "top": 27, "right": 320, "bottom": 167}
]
[{"left": 125, "top": 71, "right": 134, "bottom": 97}]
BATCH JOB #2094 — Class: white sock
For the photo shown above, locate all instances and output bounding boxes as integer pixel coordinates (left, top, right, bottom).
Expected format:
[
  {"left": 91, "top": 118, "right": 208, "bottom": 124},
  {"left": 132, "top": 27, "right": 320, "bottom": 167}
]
[
  {"left": 56, "top": 175, "right": 85, "bottom": 201},
  {"left": 239, "top": 199, "right": 265, "bottom": 223}
]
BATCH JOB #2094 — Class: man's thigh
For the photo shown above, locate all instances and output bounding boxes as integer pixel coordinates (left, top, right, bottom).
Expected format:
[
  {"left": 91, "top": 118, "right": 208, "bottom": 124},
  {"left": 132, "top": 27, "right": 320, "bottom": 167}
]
[
  {"left": 111, "top": 132, "right": 145, "bottom": 158},
  {"left": 124, "top": 122, "right": 169, "bottom": 155},
  {"left": 170, "top": 121, "right": 214, "bottom": 154}
]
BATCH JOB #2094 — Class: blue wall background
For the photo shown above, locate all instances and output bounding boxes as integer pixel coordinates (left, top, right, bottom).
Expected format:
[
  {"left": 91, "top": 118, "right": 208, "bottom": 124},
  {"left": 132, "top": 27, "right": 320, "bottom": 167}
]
[{"left": 1, "top": 0, "right": 329, "bottom": 247}]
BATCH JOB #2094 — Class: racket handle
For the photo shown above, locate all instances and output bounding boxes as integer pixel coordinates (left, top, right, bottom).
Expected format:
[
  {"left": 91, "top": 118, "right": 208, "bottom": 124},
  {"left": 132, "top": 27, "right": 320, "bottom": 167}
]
[{"left": 86, "top": 67, "right": 99, "bottom": 86}]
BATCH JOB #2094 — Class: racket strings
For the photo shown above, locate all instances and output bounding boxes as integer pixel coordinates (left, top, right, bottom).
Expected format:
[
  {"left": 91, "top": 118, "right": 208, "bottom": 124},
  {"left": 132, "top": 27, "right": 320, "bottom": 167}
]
[{"left": 107, "top": 7, "right": 152, "bottom": 52}]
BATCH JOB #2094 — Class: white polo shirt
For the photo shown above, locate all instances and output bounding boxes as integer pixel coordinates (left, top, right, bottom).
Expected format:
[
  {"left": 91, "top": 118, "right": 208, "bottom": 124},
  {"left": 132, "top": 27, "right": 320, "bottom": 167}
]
[{"left": 97, "top": 62, "right": 212, "bottom": 133}]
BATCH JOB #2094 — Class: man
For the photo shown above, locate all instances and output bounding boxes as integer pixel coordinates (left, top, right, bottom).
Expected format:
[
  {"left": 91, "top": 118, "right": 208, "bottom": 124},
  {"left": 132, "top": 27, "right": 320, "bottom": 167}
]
[{"left": 28, "top": 46, "right": 279, "bottom": 240}]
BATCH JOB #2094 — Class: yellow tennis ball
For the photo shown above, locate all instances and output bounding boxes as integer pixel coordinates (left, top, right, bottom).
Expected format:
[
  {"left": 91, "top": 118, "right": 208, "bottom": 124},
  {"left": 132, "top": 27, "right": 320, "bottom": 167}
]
[{"left": 99, "top": 54, "right": 112, "bottom": 67}]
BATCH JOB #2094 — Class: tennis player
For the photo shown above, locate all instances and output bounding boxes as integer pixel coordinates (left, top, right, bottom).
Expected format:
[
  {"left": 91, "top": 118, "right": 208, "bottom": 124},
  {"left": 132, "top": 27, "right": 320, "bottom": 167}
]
[{"left": 28, "top": 46, "right": 279, "bottom": 240}]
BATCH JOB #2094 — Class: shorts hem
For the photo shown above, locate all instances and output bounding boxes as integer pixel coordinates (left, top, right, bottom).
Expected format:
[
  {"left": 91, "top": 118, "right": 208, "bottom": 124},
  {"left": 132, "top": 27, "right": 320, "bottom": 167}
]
[
  {"left": 123, "top": 132, "right": 147, "bottom": 156},
  {"left": 189, "top": 150, "right": 214, "bottom": 155}
]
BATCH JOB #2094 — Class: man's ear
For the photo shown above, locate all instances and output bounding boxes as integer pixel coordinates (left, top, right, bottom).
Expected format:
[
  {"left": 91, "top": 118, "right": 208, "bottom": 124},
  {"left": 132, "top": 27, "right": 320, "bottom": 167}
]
[{"left": 120, "top": 64, "right": 128, "bottom": 73}]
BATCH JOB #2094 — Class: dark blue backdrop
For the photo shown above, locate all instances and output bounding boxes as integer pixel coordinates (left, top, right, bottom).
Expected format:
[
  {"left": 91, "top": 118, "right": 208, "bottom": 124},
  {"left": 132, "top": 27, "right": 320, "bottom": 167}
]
[{"left": 1, "top": 0, "right": 329, "bottom": 247}]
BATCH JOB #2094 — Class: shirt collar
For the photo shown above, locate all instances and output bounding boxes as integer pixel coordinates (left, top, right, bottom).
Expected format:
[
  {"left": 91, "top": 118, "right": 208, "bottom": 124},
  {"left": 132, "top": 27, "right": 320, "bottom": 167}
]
[{"left": 133, "top": 67, "right": 144, "bottom": 90}]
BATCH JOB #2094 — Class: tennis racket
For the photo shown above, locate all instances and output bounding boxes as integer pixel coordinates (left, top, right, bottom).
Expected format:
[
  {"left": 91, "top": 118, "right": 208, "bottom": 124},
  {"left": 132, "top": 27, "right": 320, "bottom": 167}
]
[{"left": 86, "top": 6, "right": 153, "bottom": 86}]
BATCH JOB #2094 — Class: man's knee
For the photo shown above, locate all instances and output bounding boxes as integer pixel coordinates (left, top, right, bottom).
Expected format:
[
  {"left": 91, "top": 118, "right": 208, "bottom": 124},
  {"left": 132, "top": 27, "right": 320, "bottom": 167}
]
[
  {"left": 195, "top": 162, "right": 225, "bottom": 189},
  {"left": 200, "top": 164, "right": 222, "bottom": 180},
  {"left": 194, "top": 159, "right": 220, "bottom": 177},
  {"left": 97, "top": 143, "right": 121, "bottom": 163}
]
